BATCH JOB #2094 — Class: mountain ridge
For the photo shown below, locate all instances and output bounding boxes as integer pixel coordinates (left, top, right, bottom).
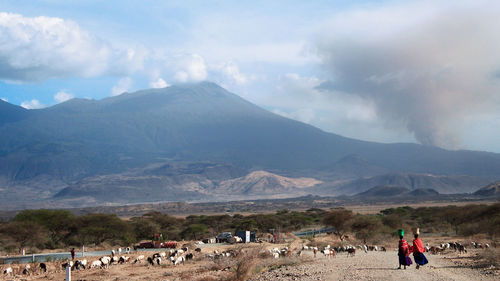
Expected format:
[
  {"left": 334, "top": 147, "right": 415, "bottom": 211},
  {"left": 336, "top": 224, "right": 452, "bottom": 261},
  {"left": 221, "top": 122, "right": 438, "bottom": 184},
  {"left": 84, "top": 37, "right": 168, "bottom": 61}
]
[{"left": 1, "top": 81, "right": 500, "bottom": 207}]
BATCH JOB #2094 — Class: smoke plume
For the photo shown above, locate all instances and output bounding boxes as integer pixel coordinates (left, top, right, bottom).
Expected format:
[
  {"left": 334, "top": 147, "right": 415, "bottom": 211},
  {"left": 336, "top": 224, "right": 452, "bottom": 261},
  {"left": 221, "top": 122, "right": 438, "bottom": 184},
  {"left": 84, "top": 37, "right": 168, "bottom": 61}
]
[{"left": 315, "top": 2, "right": 500, "bottom": 147}]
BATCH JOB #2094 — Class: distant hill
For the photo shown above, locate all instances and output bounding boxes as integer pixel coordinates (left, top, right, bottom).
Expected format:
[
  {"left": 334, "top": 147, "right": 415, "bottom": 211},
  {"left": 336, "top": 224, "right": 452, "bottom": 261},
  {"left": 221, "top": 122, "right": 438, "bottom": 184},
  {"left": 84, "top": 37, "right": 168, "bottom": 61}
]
[
  {"left": 408, "top": 188, "right": 440, "bottom": 197},
  {"left": 474, "top": 181, "right": 500, "bottom": 197},
  {"left": 54, "top": 166, "right": 321, "bottom": 205},
  {"left": 1, "top": 82, "right": 500, "bottom": 207},
  {"left": 313, "top": 173, "right": 491, "bottom": 195},
  {"left": 216, "top": 171, "right": 321, "bottom": 195},
  {"left": 353, "top": 185, "right": 441, "bottom": 199},
  {"left": 355, "top": 185, "right": 410, "bottom": 197}
]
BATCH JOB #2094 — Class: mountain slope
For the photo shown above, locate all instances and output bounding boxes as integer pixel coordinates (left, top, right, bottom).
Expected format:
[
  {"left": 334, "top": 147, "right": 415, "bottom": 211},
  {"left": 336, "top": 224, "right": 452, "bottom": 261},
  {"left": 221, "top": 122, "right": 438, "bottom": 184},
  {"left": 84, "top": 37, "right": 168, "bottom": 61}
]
[
  {"left": 216, "top": 171, "right": 322, "bottom": 195},
  {"left": 1, "top": 82, "right": 500, "bottom": 204},
  {"left": 0, "top": 99, "right": 30, "bottom": 126},
  {"left": 355, "top": 185, "right": 410, "bottom": 197},
  {"left": 474, "top": 181, "right": 500, "bottom": 197},
  {"left": 314, "top": 173, "right": 492, "bottom": 195}
]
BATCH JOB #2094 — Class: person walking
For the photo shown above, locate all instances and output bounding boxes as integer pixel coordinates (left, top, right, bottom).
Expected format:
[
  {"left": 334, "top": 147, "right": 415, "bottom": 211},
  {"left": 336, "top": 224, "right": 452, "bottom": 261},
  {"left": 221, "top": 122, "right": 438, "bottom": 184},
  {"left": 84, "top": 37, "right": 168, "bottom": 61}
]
[
  {"left": 70, "top": 248, "right": 76, "bottom": 260},
  {"left": 411, "top": 228, "right": 428, "bottom": 269},
  {"left": 397, "top": 229, "right": 412, "bottom": 269}
]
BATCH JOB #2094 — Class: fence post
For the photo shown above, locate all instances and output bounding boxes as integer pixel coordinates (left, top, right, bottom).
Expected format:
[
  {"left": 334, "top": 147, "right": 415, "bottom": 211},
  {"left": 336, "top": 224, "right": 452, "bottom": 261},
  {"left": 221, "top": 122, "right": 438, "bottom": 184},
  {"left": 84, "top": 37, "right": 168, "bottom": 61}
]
[
  {"left": 82, "top": 245, "right": 85, "bottom": 257},
  {"left": 32, "top": 253, "right": 35, "bottom": 263},
  {"left": 65, "top": 266, "right": 71, "bottom": 281}
]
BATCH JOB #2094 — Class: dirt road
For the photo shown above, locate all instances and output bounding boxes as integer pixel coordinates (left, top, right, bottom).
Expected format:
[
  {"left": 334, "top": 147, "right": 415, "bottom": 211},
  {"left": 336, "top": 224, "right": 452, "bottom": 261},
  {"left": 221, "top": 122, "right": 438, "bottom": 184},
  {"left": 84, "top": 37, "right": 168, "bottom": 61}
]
[{"left": 251, "top": 250, "right": 498, "bottom": 281}]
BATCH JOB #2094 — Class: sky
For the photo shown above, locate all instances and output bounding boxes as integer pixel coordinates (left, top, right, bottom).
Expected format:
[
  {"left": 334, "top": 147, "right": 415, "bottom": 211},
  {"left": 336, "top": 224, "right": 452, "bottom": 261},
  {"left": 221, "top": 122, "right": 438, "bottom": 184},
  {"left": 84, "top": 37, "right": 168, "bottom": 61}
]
[{"left": 1, "top": 0, "right": 500, "bottom": 152}]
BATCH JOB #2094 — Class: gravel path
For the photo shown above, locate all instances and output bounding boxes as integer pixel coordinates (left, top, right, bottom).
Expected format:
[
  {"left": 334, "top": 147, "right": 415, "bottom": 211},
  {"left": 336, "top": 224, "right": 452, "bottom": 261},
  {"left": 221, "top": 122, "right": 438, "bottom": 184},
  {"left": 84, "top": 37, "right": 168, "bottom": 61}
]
[{"left": 251, "top": 251, "right": 499, "bottom": 281}]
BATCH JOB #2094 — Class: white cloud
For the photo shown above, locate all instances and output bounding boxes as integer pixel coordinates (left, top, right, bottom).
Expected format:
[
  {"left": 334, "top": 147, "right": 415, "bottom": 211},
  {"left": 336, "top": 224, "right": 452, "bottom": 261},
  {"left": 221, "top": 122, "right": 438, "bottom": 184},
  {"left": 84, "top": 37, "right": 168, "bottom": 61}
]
[
  {"left": 111, "top": 77, "right": 133, "bottom": 96},
  {"left": 174, "top": 54, "right": 207, "bottom": 82},
  {"left": 21, "top": 99, "right": 45, "bottom": 109},
  {"left": 217, "top": 61, "right": 248, "bottom": 85},
  {"left": 54, "top": 90, "right": 75, "bottom": 103},
  {"left": 150, "top": 77, "right": 169, "bottom": 88},
  {"left": 0, "top": 97, "right": 7, "bottom": 102},
  {"left": 0, "top": 12, "right": 144, "bottom": 82}
]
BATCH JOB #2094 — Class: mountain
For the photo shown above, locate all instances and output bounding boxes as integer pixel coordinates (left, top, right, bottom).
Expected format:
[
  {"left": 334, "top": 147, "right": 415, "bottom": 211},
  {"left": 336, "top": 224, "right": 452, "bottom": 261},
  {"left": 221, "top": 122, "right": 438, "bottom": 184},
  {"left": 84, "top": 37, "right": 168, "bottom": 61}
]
[
  {"left": 54, "top": 167, "right": 321, "bottom": 206},
  {"left": 0, "top": 99, "right": 30, "bottom": 126},
  {"left": 54, "top": 162, "right": 247, "bottom": 204},
  {"left": 474, "top": 181, "right": 500, "bottom": 197},
  {"left": 313, "top": 173, "right": 492, "bottom": 195},
  {"left": 1, "top": 82, "right": 500, "bottom": 207},
  {"left": 355, "top": 185, "right": 410, "bottom": 197},
  {"left": 216, "top": 171, "right": 321, "bottom": 195},
  {"left": 408, "top": 188, "right": 440, "bottom": 197}
]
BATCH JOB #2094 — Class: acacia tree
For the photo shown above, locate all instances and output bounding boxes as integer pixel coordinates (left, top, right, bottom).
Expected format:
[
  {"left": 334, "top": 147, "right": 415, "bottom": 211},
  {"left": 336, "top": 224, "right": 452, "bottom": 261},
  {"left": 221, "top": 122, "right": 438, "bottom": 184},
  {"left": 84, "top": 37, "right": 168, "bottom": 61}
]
[
  {"left": 323, "top": 209, "right": 354, "bottom": 241},
  {"left": 351, "top": 215, "right": 383, "bottom": 244}
]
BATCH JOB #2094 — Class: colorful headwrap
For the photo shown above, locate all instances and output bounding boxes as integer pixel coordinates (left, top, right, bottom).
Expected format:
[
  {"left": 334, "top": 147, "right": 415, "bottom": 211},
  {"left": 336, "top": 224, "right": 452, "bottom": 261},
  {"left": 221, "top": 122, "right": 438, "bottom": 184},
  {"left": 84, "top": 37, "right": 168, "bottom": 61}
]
[{"left": 398, "top": 229, "right": 404, "bottom": 236}]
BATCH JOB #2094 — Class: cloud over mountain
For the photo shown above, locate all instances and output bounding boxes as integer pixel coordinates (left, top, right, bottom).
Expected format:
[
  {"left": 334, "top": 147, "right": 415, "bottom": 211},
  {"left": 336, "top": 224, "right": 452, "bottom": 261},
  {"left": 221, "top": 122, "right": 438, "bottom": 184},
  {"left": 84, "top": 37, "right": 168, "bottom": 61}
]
[
  {"left": 0, "top": 12, "right": 145, "bottom": 82},
  {"left": 315, "top": 2, "right": 500, "bottom": 148}
]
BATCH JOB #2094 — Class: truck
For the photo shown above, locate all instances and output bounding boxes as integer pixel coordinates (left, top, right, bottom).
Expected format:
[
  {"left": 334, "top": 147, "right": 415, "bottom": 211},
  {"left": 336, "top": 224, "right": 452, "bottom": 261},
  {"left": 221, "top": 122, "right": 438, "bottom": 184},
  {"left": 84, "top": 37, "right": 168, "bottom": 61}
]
[{"left": 134, "top": 234, "right": 177, "bottom": 249}]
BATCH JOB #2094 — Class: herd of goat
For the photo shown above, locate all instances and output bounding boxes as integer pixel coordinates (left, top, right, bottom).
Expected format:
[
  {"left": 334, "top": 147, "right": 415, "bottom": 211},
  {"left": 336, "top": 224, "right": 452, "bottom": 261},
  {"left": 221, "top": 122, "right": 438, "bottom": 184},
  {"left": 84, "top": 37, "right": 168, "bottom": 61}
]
[
  {"left": 1, "top": 246, "right": 198, "bottom": 277},
  {"left": 1, "top": 240, "right": 492, "bottom": 277}
]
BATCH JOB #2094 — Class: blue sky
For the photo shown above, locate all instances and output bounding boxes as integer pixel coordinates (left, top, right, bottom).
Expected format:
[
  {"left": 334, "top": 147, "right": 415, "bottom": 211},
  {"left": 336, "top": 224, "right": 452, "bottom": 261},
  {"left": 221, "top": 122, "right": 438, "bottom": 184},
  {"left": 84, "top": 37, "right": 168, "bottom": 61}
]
[{"left": 1, "top": 0, "right": 500, "bottom": 152}]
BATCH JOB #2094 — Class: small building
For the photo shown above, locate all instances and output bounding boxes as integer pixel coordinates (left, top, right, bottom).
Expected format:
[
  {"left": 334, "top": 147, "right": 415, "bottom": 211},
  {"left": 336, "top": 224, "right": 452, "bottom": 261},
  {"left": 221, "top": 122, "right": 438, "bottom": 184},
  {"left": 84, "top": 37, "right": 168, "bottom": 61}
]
[{"left": 235, "top": 230, "right": 256, "bottom": 243}]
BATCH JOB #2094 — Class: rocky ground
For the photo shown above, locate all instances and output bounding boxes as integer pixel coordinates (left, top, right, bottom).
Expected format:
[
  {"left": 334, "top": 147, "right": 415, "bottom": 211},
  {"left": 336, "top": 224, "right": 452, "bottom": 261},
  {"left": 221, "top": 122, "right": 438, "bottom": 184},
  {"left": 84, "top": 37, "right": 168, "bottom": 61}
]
[{"left": 251, "top": 250, "right": 499, "bottom": 281}]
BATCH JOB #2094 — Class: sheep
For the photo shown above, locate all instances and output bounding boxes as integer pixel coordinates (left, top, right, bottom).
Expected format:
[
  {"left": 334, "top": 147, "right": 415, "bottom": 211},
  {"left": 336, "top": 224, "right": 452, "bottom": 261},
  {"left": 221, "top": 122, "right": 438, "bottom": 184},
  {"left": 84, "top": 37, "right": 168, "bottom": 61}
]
[
  {"left": 118, "top": 256, "right": 130, "bottom": 264},
  {"left": 347, "top": 248, "right": 356, "bottom": 257},
  {"left": 22, "top": 264, "right": 31, "bottom": 275},
  {"left": 125, "top": 247, "right": 131, "bottom": 254},
  {"left": 39, "top": 262, "right": 47, "bottom": 273},
  {"left": 174, "top": 256, "right": 185, "bottom": 265},
  {"left": 110, "top": 256, "right": 119, "bottom": 265},
  {"left": 62, "top": 260, "right": 74, "bottom": 270},
  {"left": 322, "top": 249, "right": 335, "bottom": 258},
  {"left": 458, "top": 244, "right": 467, "bottom": 254},
  {"left": 3, "top": 267, "right": 13, "bottom": 276},
  {"left": 90, "top": 260, "right": 102, "bottom": 269},
  {"left": 302, "top": 244, "right": 309, "bottom": 251},
  {"left": 133, "top": 255, "right": 145, "bottom": 264},
  {"left": 74, "top": 259, "right": 87, "bottom": 270},
  {"left": 100, "top": 256, "right": 111, "bottom": 268},
  {"left": 186, "top": 253, "right": 194, "bottom": 260},
  {"left": 273, "top": 252, "right": 280, "bottom": 259}
]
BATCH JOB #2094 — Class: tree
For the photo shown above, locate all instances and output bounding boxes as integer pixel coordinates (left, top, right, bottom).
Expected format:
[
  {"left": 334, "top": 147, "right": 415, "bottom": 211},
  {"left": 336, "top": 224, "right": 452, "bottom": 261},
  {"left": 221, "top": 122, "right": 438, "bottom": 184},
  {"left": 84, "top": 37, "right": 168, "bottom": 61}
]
[
  {"left": 323, "top": 209, "right": 354, "bottom": 241},
  {"left": 351, "top": 215, "right": 383, "bottom": 244},
  {"left": 14, "top": 209, "right": 75, "bottom": 247},
  {"left": 0, "top": 221, "right": 48, "bottom": 250},
  {"left": 181, "top": 224, "right": 208, "bottom": 240}
]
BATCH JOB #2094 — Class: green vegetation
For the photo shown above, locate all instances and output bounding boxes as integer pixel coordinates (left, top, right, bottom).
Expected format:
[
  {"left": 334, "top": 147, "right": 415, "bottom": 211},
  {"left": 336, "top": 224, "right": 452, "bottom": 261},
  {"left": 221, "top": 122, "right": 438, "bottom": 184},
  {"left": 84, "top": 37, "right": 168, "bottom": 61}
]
[{"left": 0, "top": 202, "right": 498, "bottom": 253}]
